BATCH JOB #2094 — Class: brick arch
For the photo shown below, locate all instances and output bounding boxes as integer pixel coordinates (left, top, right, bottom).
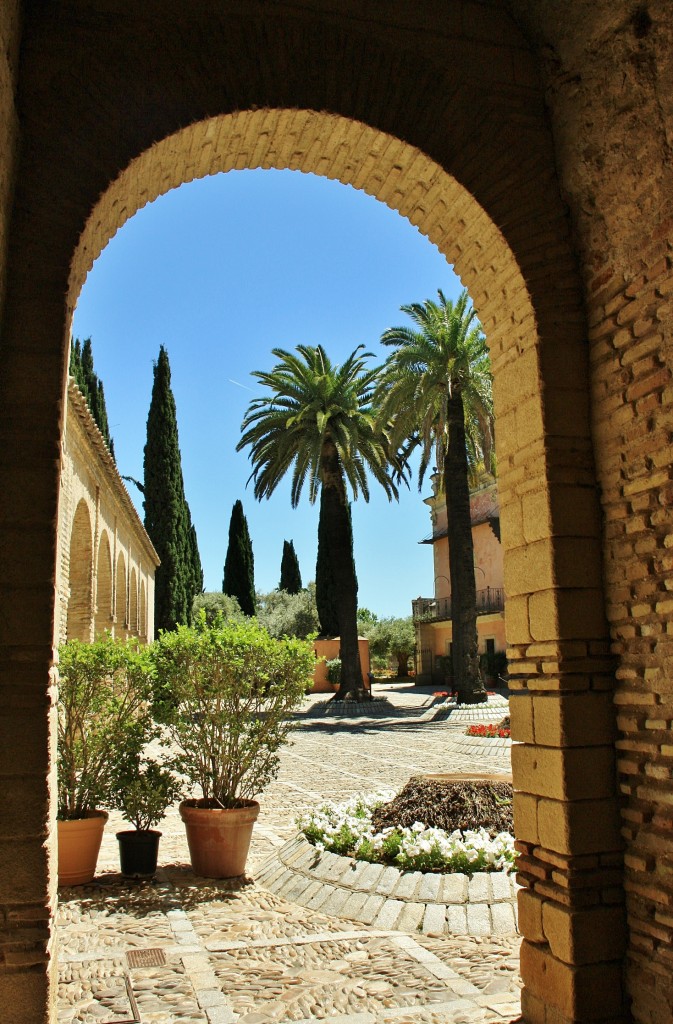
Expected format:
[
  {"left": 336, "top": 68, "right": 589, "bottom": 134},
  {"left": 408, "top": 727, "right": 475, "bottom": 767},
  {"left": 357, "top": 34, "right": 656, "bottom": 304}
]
[
  {"left": 66, "top": 499, "right": 93, "bottom": 641},
  {"left": 70, "top": 110, "right": 534, "bottom": 366},
  {"left": 67, "top": 105, "right": 595, "bottom": 650},
  {"left": 0, "top": 5, "right": 627, "bottom": 1022},
  {"left": 94, "top": 530, "right": 113, "bottom": 638},
  {"left": 64, "top": 109, "right": 619, "bottom": 1021}
]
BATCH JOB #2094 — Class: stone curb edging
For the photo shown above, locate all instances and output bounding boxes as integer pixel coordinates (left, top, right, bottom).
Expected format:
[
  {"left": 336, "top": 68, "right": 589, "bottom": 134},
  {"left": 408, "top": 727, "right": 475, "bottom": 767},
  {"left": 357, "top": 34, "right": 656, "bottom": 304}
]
[
  {"left": 256, "top": 835, "right": 519, "bottom": 938},
  {"left": 294, "top": 695, "right": 449, "bottom": 726}
]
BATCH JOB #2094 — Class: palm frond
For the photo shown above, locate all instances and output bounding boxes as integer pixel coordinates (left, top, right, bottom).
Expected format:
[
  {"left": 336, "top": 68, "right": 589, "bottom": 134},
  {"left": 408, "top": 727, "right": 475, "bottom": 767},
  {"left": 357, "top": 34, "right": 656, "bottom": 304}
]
[
  {"left": 378, "top": 288, "right": 494, "bottom": 496},
  {"left": 238, "top": 342, "right": 402, "bottom": 509}
]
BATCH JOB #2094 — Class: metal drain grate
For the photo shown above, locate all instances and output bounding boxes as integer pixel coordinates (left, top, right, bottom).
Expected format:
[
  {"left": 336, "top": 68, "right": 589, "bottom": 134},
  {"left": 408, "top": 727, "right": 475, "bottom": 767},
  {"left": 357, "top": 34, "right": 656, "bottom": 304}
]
[{"left": 126, "top": 947, "right": 167, "bottom": 969}]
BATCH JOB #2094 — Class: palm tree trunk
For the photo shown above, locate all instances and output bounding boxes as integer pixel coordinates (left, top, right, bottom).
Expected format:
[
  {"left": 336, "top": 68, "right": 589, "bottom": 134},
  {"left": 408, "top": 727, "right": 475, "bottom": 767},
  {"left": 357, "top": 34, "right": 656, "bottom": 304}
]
[
  {"left": 445, "top": 389, "right": 486, "bottom": 704},
  {"left": 320, "top": 448, "right": 365, "bottom": 702}
]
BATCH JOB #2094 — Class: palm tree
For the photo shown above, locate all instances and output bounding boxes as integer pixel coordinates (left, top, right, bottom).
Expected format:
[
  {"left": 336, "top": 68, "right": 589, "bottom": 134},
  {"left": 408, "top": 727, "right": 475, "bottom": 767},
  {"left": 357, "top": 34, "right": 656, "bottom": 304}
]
[
  {"left": 237, "top": 344, "right": 402, "bottom": 700},
  {"left": 379, "top": 288, "right": 493, "bottom": 704}
]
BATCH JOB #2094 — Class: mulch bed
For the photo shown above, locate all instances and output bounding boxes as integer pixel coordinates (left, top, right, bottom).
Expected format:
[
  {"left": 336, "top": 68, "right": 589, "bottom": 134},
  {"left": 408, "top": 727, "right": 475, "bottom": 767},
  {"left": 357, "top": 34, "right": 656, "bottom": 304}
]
[{"left": 371, "top": 776, "right": 513, "bottom": 837}]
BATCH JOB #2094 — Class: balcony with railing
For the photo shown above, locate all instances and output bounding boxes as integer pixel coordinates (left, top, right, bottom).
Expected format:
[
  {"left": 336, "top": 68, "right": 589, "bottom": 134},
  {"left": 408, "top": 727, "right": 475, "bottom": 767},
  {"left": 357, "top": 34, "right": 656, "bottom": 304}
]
[{"left": 412, "top": 586, "right": 505, "bottom": 623}]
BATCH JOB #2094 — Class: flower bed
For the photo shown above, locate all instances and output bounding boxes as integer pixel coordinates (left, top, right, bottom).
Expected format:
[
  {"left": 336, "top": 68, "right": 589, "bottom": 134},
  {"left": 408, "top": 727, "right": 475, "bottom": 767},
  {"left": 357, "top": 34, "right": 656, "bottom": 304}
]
[
  {"left": 296, "top": 792, "right": 516, "bottom": 875},
  {"left": 465, "top": 722, "right": 511, "bottom": 738}
]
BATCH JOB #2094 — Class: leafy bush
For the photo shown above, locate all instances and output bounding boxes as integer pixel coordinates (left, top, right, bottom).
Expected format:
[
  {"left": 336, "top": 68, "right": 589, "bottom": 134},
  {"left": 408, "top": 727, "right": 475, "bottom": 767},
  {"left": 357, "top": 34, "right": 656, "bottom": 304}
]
[
  {"left": 151, "top": 614, "right": 314, "bottom": 808},
  {"left": 57, "top": 636, "right": 154, "bottom": 820},
  {"left": 356, "top": 607, "right": 378, "bottom": 633},
  {"left": 255, "top": 582, "right": 320, "bottom": 640},
  {"left": 192, "top": 591, "right": 244, "bottom": 625},
  {"left": 111, "top": 759, "right": 183, "bottom": 831},
  {"left": 360, "top": 615, "right": 415, "bottom": 677},
  {"left": 326, "top": 657, "right": 342, "bottom": 685}
]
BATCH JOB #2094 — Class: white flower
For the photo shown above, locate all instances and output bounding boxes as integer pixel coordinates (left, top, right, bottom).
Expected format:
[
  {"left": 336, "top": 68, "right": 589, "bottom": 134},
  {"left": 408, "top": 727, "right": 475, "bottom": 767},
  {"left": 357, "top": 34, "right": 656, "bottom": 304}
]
[{"left": 297, "top": 790, "right": 516, "bottom": 874}]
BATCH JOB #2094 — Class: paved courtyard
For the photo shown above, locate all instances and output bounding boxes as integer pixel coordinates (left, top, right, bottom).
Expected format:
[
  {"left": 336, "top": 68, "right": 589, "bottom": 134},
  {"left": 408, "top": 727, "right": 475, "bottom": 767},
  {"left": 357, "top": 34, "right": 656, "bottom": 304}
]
[{"left": 57, "top": 683, "right": 520, "bottom": 1024}]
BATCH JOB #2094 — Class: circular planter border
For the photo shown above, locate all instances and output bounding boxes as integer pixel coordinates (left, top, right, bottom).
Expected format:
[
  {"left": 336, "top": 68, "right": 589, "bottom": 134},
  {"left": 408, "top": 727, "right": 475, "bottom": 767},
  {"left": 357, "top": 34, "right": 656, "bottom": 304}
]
[{"left": 256, "top": 834, "right": 519, "bottom": 937}]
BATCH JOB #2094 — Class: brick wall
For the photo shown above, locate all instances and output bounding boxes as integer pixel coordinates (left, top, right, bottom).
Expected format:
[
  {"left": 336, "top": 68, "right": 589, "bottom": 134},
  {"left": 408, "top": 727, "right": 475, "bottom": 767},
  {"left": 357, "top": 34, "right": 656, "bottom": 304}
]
[
  {"left": 511, "top": 3, "right": 673, "bottom": 1019},
  {"left": 0, "top": 6, "right": 59, "bottom": 1021},
  {"left": 0, "top": 0, "right": 20, "bottom": 323},
  {"left": 2, "top": 2, "right": 672, "bottom": 1021}
]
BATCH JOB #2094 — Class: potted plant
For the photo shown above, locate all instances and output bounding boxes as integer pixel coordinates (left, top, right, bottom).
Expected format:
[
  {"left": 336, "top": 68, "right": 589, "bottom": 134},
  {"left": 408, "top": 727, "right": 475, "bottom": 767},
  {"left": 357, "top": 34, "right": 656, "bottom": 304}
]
[
  {"left": 57, "top": 635, "right": 153, "bottom": 885},
  {"left": 111, "top": 758, "right": 182, "bottom": 878},
  {"left": 151, "top": 613, "right": 314, "bottom": 878},
  {"left": 326, "top": 657, "right": 342, "bottom": 687}
]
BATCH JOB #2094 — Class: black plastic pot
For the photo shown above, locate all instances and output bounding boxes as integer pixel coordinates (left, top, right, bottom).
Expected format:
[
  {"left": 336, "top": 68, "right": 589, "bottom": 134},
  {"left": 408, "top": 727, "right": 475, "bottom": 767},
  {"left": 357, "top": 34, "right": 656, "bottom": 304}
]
[{"left": 116, "top": 829, "right": 161, "bottom": 878}]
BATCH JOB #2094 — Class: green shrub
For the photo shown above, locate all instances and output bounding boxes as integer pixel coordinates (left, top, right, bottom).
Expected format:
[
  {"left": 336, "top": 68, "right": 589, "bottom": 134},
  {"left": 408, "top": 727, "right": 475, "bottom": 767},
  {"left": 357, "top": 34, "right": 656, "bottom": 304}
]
[
  {"left": 256, "top": 582, "right": 320, "bottom": 640},
  {"left": 192, "top": 591, "right": 244, "bottom": 625},
  {"left": 151, "top": 613, "right": 314, "bottom": 808},
  {"left": 326, "top": 657, "right": 342, "bottom": 685},
  {"left": 57, "top": 636, "right": 154, "bottom": 820},
  {"left": 111, "top": 759, "right": 183, "bottom": 831}
]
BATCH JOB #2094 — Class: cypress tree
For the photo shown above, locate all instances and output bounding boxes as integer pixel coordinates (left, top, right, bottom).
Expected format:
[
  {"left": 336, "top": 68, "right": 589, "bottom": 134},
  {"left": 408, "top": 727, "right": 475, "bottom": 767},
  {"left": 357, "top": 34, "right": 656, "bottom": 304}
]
[
  {"left": 69, "top": 338, "right": 86, "bottom": 393},
  {"left": 69, "top": 337, "right": 116, "bottom": 461},
  {"left": 279, "top": 540, "right": 302, "bottom": 594},
  {"left": 222, "top": 500, "right": 256, "bottom": 616},
  {"left": 187, "top": 510, "right": 204, "bottom": 598},
  {"left": 80, "top": 339, "right": 96, "bottom": 403},
  {"left": 143, "top": 346, "right": 201, "bottom": 631},
  {"left": 315, "top": 488, "right": 341, "bottom": 637},
  {"left": 94, "top": 380, "right": 115, "bottom": 461}
]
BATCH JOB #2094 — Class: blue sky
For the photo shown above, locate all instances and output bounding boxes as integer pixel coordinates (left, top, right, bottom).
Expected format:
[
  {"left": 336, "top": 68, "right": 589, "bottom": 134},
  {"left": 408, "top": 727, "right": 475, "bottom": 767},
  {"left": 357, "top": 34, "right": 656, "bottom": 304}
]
[{"left": 72, "top": 169, "right": 462, "bottom": 617}]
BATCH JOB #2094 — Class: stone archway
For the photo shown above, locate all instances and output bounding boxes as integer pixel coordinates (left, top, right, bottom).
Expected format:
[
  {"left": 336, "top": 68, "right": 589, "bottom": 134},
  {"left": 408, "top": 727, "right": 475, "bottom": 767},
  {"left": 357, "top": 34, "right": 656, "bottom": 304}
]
[
  {"left": 62, "top": 109, "right": 621, "bottom": 1024},
  {"left": 66, "top": 500, "right": 93, "bottom": 642},
  {"left": 0, "top": 5, "right": 632, "bottom": 1022}
]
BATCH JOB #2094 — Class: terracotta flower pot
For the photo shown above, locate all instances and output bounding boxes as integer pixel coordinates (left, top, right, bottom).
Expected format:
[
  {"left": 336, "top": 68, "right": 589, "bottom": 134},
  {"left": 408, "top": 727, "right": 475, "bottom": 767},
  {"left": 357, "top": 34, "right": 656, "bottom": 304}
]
[
  {"left": 179, "top": 799, "right": 259, "bottom": 878},
  {"left": 57, "top": 810, "right": 108, "bottom": 886},
  {"left": 116, "top": 829, "right": 162, "bottom": 878}
]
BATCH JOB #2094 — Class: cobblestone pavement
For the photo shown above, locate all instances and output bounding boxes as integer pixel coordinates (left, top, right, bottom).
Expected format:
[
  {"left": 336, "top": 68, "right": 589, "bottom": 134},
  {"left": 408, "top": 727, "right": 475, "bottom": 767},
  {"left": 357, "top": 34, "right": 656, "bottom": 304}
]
[{"left": 57, "top": 684, "right": 520, "bottom": 1024}]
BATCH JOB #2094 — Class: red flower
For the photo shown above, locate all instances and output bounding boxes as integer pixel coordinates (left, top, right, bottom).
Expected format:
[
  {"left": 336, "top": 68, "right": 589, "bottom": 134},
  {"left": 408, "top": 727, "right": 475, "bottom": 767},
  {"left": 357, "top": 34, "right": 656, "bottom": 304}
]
[{"left": 466, "top": 722, "right": 511, "bottom": 739}]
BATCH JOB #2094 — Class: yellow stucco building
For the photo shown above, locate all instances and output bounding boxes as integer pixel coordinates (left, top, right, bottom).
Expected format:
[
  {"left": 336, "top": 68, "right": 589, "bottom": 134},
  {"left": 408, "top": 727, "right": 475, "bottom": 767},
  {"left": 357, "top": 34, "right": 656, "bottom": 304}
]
[{"left": 413, "top": 475, "right": 505, "bottom": 684}]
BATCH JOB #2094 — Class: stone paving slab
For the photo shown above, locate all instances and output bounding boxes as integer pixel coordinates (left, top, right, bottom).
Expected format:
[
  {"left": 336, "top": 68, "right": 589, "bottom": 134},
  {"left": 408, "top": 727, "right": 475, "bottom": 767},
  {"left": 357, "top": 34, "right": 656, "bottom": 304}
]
[
  {"left": 296, "top": 690, "right": 509, "bottom": 730},
  {"left": 297, "top": 696, "right": 439, "bottom": 721},
  {"left": 259, "top": 835, "right": 519, "bottom": 938}
]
